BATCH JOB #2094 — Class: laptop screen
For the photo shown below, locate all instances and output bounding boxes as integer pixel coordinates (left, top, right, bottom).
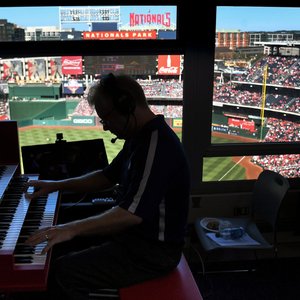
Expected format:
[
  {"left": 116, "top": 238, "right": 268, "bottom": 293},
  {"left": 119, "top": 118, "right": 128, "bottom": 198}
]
[{"left": 21, "top": 138, "right": 108, "bottom": 180}]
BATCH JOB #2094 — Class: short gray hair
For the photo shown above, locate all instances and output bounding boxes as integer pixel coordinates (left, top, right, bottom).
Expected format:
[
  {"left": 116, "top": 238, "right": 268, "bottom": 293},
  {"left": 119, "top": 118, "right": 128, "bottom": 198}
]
[
  {"left": 86, "top": 74, "right": 147, "bottom": 109},
  {"left": 86, "top": 81, "right": 100, "bottom": 107}
]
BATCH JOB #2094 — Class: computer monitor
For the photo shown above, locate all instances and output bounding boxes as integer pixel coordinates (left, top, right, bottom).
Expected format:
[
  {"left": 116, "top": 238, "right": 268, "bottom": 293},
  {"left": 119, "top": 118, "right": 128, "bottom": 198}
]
[{"left": 21, "top": 137, "right": 108, "bottom": 180}]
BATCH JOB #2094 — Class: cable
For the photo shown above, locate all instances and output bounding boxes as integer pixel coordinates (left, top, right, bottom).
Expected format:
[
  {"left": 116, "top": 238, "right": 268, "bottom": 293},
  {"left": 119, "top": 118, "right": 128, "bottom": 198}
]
[
  {"left": 190, "top": 243, "right": 206, "bottom": 276},
  {"left": 62, "top": 192, "right": 89, "bottom": 211}
]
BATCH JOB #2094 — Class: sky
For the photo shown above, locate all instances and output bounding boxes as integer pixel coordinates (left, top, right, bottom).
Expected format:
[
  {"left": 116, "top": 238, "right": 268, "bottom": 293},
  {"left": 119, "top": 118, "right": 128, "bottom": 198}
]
[
  {"left": 217, "top": 7, "right": 300, "bottom": 32},
  {"left": 0, "top": 6, "right": 177, "bottom": 31},
  {"left": 1, "top": 6, "right": 299, "bottom": 32}
]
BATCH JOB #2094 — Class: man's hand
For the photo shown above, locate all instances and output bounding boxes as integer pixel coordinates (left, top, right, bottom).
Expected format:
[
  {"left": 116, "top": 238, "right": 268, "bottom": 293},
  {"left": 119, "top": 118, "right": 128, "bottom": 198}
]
[
  {"left": 25, "top": 180, "right": 57, "bottom": 200},
  {"left": 25, "top": 224, "right": 75, "bottom": 255}
]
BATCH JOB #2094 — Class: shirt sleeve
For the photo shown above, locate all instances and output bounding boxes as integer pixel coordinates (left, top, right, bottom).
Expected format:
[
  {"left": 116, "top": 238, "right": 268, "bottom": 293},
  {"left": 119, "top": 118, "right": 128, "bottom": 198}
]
[{"left": 102, "top": 148, "right": 124, "bottom": 184}]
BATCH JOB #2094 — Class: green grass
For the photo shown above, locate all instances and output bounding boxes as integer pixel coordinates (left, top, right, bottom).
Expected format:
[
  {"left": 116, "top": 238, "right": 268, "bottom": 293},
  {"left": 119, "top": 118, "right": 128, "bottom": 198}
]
[
  {"left": 18, "top": 126, "right": 246, "bottom": 181},
  {"left": 203, "top": 157, "right": 245, "bottom": 181},
  {"left": 203, "top": 136, "right": 246, "bottom": 181}
]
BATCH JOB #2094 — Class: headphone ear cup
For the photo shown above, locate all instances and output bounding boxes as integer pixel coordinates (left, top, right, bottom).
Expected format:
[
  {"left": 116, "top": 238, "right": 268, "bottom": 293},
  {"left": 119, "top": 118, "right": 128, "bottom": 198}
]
[
  {"left": 115, "top": 94, "right": 135, "bottom": 115},
  {"left": 102, "top": 73, "right": 136, "bottom": 115}
]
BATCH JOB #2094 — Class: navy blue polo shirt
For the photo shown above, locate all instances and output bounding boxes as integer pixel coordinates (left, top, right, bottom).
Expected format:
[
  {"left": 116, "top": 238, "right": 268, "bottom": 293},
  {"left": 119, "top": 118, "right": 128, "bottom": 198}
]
[{"left": 102, "top": 115, "right": 190, "bottom": 244}]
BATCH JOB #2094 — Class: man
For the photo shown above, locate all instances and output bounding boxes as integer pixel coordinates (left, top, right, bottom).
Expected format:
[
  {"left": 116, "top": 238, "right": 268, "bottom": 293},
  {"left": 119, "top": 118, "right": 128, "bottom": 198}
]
[{"left": 25, "top": 73, "right": 190, "bottom": 300}]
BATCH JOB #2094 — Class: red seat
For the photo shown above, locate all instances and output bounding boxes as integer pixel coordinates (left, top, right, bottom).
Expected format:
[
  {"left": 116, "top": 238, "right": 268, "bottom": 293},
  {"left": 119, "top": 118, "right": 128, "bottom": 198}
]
[{"left": 119, "top": 255, "right": 203, "bottom": 300}]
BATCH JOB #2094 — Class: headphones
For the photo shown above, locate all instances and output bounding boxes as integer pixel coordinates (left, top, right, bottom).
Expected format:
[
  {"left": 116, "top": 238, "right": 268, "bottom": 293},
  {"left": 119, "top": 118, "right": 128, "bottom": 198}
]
[{"left": 100, "top": 73, "right": 136, "bottom": 115}]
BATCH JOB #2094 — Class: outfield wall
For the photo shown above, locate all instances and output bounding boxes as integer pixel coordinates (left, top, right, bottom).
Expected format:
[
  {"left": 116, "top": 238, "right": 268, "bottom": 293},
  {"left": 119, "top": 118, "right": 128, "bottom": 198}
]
[
  {"left": 9, "top": 99, "right": 79, "bottom": 125},
  {"left": 9, "top": 84, "right": 61, "bottom": 99},
  {"left": 9, "top": 99, "right": 96, "bottom": 127},
  {"left": 17, "top": 116, "right": 96, "bottom": 127},
  {"left": 66, "top": 100, "right": 80, "bottom": 115},
  {"left": 10, "top": 100, "right": 67, "bottom": 122},
  {"left": 9, "top": 100, "right": 268, "bottom": 139},
  {"left": 212, "top": 110, "right": 268, "bottom": 140}
]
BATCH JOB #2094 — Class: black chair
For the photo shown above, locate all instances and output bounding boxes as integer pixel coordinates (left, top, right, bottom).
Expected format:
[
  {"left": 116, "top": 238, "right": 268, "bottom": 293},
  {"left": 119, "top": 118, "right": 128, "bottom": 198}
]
[{"left": 194, "top": 170, "right": 290, "bottom": 274}]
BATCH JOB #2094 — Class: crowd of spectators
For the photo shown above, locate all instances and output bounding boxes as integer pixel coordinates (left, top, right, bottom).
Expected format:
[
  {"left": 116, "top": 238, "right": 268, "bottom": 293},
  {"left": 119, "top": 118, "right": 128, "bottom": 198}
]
[
  {"left": 239, "top": 55, "right": 300, "bottom": 88},
  {"left": 214, "top": 55, "right": 300, "bottom": 113},
  {"left": 213, "top": 81, "right": 300, "bottom": 113},
  {"left": 0, "top": 99, "right": 9, "bottom": 120},
  {"left": 136, "top": 79, "right": 183, "bottom": 98},
  {"left": 214, "top": 55, "right": 300, "bottom": 176},
  {"left": 71, "top": 79, "right": 183, "bottom": 117},
  {"left": 251, "top": 118, "right": 300, "bottom": 177},
  {"left": 148, "top": 104, "right": 182, "bottom": 118}
]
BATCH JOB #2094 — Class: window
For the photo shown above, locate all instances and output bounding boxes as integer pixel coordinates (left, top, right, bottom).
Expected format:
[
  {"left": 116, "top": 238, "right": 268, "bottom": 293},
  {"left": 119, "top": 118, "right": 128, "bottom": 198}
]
[
  {"left": 0, "top": 4, "right": 182, "bottom": 165},
  {"left": 0, "top": 6, "right": 177, "bottom": 42},
  {"left": 203, "top": 5, "right": 300, "bottom": 182}
]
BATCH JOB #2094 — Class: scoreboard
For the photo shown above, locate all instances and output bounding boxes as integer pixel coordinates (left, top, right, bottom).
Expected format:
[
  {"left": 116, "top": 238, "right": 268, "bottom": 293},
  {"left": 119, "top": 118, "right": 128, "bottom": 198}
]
[{"left": 59, "top": 6, "right": 120, "bottom": 25}]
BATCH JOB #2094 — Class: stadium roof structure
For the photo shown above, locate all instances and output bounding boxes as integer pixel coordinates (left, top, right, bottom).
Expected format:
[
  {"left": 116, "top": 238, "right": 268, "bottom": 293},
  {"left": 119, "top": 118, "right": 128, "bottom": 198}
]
[
  {"left": 254, "top": 41, "right": 300, "bottom": 46},
  {"left": 216, "top": 29, "right": 242, "bottom": 33},
  {"left": 231, "top": 80, "right": 300, "bottom": 90}
]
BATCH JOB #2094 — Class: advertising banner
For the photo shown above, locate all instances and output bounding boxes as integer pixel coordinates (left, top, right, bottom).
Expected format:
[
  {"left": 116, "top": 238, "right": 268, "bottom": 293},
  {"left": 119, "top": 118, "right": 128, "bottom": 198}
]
[
  {"left": 157, "top": 55, "right": 181, "bottom": 75},
  {"left": 27, "top": 58, "right": 46, "bottom": 80},
  {"left": 62, "top": 56, "right": 83, "bottom": 75},
  {"left": 2, "top": 59, "right": 24, "bottom": 80},
  {"left": 72, "top": 116, "right": 95, "bottom": 126},
  {"left": 49, "top": 57, "right": 63, "bottom": 78},
  {"left": 83, "top": 30, "right": 157, "bottom": 40},
  {"left": 172, "top": 118, "right": 182, "bottom": 128},
  {"left": 129, "top": 12, "right": 171, "bottom": 28},
  {"left": 63, "top": 79, "right": 84, "bottom": 94}
]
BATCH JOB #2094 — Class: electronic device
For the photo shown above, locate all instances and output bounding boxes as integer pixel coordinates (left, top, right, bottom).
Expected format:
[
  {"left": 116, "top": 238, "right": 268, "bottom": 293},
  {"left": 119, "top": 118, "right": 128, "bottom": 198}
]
[{"left": 21, "top": 133, "right": 109, "bottom": 180}]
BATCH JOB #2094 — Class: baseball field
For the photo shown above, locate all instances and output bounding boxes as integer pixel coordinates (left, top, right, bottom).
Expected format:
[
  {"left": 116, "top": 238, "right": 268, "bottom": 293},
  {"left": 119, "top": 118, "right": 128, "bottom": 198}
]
[{"left": 18, "top": 126, "right": 261, "bottom": 181}]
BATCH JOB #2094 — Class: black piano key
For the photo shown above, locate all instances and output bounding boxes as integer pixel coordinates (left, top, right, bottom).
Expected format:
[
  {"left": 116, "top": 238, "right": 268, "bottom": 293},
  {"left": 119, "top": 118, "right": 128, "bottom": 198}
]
[
  {"left": 23, "top": 220, "right": 42, "bottom": 226},
  {"left": 0, "top": 216, "right": 14, "bottom": 222},
  {"left": 1, "top": 194, "right": 22, "bottom": 200},
  {"left": 15, "top": 236, "right": 27, "bottom": 243},
  {"left": 0, "top": 224, "right": 10, "bottom": 230},
  {"left": 1, "top": 199, "right": 20, "bottom": 204},
  {"left": 0, "top": 208, "right": 17, "bottom": 213},
  {"left": 19, "top": 229, "right": 39, "bottom": 237},
  {"left": 14, "top": 256, "right": 33, "bottom": 264},
  {"left": 15, "top": 245, "right": 35, "bottom": 254},
  {"left": 26, "top": 212, "right": 44, "bottom": 218}
]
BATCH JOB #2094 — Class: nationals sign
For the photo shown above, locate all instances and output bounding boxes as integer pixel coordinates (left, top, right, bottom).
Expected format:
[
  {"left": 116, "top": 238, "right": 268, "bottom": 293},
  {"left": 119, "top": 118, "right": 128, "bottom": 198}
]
[
  {"left": 83, "top": 31, "right": 157, "bottom": 40},
  {"left": 157, "top": 55, "right": 181, "bottom": 75},
  {"left": 129, "top": 12, "right": 171, "bottom": 27}
]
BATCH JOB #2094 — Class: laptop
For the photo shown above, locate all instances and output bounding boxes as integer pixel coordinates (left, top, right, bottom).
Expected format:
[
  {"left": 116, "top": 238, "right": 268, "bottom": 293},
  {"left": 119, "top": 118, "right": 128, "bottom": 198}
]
[{"left": 21, "top": 137, "right": 108, "bottom": 180}]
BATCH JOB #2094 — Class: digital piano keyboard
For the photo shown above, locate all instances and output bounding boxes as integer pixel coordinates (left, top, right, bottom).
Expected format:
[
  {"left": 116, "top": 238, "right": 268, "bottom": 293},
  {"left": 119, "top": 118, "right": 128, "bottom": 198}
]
[{"left": 0, "top": 164, "right": 59, "bottom": 292}]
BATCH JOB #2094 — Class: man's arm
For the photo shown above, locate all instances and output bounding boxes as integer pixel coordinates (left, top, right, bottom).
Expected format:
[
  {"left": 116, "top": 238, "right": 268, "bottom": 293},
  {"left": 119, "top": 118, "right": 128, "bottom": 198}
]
[
  {"left": 26, "top": 206, "right": 142, "bottom": 254},
  {"left": 25, "top": 170, "right": 114, "bottom": 199},
  {"left": 70, "top": 206, "right": 142, "bottom": 237}
]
